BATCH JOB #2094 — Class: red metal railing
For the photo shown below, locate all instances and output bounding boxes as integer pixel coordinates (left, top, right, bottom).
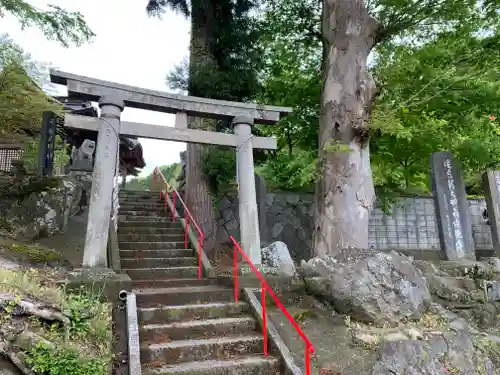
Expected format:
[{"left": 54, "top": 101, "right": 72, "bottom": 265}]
[
  {"left": 152, "top": 167, "right": 205, "bottom": 279},
  {"left": 230, "top": 236, "right": 314, "bottom": 375}
]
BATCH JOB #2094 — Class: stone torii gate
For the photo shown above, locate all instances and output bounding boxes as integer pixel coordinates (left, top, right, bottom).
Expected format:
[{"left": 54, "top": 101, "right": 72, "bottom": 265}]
[{"left": 50, "top": 70, "right": 291, "bottom": 268}]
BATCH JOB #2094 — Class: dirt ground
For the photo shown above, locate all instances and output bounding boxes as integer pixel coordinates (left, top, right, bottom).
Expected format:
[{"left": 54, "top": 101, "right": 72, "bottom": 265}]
[{"left": 267, "top": 296, "right": 377, "bottom": 375}]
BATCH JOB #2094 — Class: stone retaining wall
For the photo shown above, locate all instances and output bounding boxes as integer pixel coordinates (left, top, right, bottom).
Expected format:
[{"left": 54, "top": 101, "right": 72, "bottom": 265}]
[{"left": 214, "top": 192, "right": 493, "bottom": 262}]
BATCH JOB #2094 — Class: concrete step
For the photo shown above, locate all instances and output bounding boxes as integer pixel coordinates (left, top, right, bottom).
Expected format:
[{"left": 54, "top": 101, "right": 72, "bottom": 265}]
[
  {"left": 118, "top": 233, "right": 185, "bottom": 242},
  {"left": 141, "top": 335, "right": 264, "bottom": 364},
  {"left": 118, "top": 227, "right": 184, "bottom": 235},
  {"left": 125, "top": 267, "right": 198, "bottom": 280},
  {"left": 138, "top": 302, "right": 249, "bottom": 324},
  {"left": 119, "top": 201, "right": 167, "bottom": 208},
  {"left": 142, "top": 356, "right": 280, "bottom": 375},
  {"left": 119, "top": 220, "right": 182, "bottom": 228},
  {"left": 140, "top": 316, "right": 257, "bottom": 343},
  {"left": 119, "top": 199, "right": 164, "bottom": 205},
  {"left": 134, "top": 285, "right": 234, "bottom": 307},
  {"left": 120, "top": 189, "right": 160, "bottom": 195},
  {"left": 132, "top": 278, "right": 217, "bottom": 289},
  {"left": 119, "top": 211, "right": 172, "bottom": 217},
  {"left": 119, "top": 241, "right": 186, "bottom": 250},
  {"left": 119, "top": 206, "right": 170, "bottom": 213},
  {"left": 120, "top": 249, "right": 194, "bottom": 259},
  {"left": 120, "top": 195, "right": 161, "bottom": 201},
  {"left": 122, "top": 257, "right": 197, "bottom": 269},
  {"left": 119, "top": 216, "right": 184, "bottom": 223}
]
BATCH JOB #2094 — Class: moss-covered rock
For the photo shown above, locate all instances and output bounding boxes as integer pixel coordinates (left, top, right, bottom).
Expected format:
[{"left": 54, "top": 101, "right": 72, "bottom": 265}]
[{"left": 0, "top": 176, "right": 83, "bottom": 240}]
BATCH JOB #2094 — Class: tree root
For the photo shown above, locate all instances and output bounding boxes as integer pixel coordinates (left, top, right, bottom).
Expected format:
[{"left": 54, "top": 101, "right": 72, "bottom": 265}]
[
  {"left": 0, "top": 292, "right": 71, "bottom": 341},
  {"left": 0, "top": 338, "right": 36, "bottom": 375}
]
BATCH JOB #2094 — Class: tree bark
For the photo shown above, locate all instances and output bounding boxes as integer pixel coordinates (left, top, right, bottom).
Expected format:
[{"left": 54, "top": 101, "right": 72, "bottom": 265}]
[
  {"left": 313, "top": 0, "right": 380, "bottom": 256},
  {"left": 184, "top": 1, "right": 218, "bottom": 256}
]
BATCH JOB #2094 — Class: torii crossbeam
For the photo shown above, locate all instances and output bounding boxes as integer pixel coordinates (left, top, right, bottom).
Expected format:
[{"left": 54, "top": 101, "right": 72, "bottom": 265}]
[{"left": 50, "top": 70, "right": 292, "bottom": 268}]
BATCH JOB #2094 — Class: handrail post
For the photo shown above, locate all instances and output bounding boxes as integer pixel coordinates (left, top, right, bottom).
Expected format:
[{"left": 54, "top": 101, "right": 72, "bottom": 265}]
[
  {"left": 164, "top": 188, "right": 168, "bottom": 212},
  {"left": 197, "top": 234, "right": 204, "bottom": 280},
  {"left": 172, "top": 190, "right": 177, "bottom": 221},
  {"left": 262, "top": 283, "right": 268, "bottom": 356},
  {"left": 229, "top": 235, "right": 315, "bottom": 375},
  {"left": 184, "top": 216, "right": 190, "bottom": 249},
  {"left": 234, "top": 243, "right": 239, "bottom": 302},
  {"left": 305, "top": 346, "right": 311, "bottom": 375}
]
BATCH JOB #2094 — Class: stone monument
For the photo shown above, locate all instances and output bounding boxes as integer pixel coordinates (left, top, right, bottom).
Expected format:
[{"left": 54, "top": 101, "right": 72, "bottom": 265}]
[
  {"left": 430, "top": 152, "right": 475, "bottom": 260},
  {"left": 482, "top": 170, "right": 500, "bottom": 256}
]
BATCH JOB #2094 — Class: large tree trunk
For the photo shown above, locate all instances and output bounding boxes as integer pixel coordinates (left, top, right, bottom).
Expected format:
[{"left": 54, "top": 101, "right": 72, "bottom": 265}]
[
  {"left": 184, "top": 1, "right": 218, "bottom": 256},
  {"left": 313, "top": 0, "right": 380, "bottom": 256}
]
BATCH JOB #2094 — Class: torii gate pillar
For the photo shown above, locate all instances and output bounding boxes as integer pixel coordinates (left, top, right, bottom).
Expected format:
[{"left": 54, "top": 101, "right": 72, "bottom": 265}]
[
  {"left": 233, "top": 115, "right": 261, "bottom": 265},
  {"left": 83, "top": 96, "right": 124, "bottom": 267}
]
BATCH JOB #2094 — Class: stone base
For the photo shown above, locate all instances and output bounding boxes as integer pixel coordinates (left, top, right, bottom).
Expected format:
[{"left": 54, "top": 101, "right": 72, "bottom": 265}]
[{"left": 64, "top": 267, "right": 132, "bottom": 301}]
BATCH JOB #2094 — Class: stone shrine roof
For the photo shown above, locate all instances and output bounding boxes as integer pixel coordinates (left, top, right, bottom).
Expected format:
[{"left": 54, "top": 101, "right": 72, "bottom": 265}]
[{"left": 55, "top": 97, "right": 146, "bottom": 175}]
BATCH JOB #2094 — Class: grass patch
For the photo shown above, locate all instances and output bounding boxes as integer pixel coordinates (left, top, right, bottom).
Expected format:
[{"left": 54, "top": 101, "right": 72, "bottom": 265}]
[
  {"left": 0, "top": 268, "right": 112, "bottom": 375},
  {"left": 9, "top": 243, "right": 62, "bottom": 263}
]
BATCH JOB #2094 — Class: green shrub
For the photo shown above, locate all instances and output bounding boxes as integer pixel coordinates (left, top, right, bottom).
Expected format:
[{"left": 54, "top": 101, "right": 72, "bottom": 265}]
[
  {"left": 201, "top": 147, "right": 236, "bottom": 194},
  {"left": 256, "top": 149, "right": 319, "bottom": 192},
  {"left": 25, "top": 343, "right": 107, "bottom": 375}
]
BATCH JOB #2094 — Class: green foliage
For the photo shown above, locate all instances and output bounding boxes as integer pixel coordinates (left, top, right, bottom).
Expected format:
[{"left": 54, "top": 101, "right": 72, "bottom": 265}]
[
  {"left": 25, "top": 343, "right": 107, "bottom": 375},
  {"left": 371, "top": 29, "right": 500, "bottom": 195},
  {"left": 256, "top": 149, "right": 319, "bottom": 192},
  {"left": 22, "top": 135, "right": 69, "bottom": 173},
  {"left": 128, "top": 163, "right": 180, "bottom": 190},
  {"left": 0, "top": 176, "right": 60, "bottom": 198},
  {"left": 256, "top": 0, "right": 321, "bottom": 152},
  {"left": 149, "top": 0, "right": 263, "bottom": 103},
  {"left": 0, "top": 34, "right": 62, "bottom": 141},
  {"left": 201, "top": 147, "right": 236, "bottom": 194},
  {"left": 253, "top": 0, "right": 500, "bottom": 199},
  {"left": 0, "top": 0, "right": 94, "bottom": 47}
]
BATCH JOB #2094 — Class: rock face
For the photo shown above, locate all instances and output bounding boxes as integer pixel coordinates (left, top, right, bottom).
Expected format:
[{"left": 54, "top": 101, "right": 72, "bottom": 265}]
[
  {"left": 261, "top": 241, "right": 296, "bottom": 277},
  {"left": 372, "top": 332, "right": 495, "bottom": 375},
  {"left": 301, "top": 251, "right": 432, "bottom": 324},
  {"left": 0, "top": 177, "right": 83, "bottom": 240}
]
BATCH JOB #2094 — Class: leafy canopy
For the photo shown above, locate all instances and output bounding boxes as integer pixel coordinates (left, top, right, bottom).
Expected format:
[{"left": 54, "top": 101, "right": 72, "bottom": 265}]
[{"left": 0, "top": 0, "right": 94, "bottom": 47}]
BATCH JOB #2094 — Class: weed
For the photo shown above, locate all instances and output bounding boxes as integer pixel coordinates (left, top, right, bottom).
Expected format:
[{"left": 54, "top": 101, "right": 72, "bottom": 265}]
[{"left": 25, "top": 343, "right": 108, "bottom": 375}]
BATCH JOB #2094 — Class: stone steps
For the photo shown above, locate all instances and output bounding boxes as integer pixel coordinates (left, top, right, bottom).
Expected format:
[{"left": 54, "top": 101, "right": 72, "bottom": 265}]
[
  {"left": 119, "top": 216, "right": 184, "bottom": 223},
  {"left": 141, "top": 335, "right": 264, "bottom": 364},
  {"left": 138, "top": 302, "right": 250, "bottom": 325},
  {"left": 132, "top": 278, "right": 217, "bottom": 289},
  {"left": 120, "top": 249, "right": 194, "bottom": 259},
  {"left": 117, "top": 195, "right": 282, "bottom": 375},
  {"left": 125, "top": 267, "right": 198, "bottom": 280},
  {"left": 119, "top": 220, "right": 182, "bottom": 228},
  {"left": 120, "top": 241, "right": 186, "bottom": 250},
  {"left": 118, "top": 233, "right": 185, "bottom": 242},
  {"left": 118, "top": 227, "right": 185, "bottom": 235},
  {"left": 134, "top": 285, "right": 234, "bottom": 307},
  {"left": 142, "top": 356, "right": 280, "bottom": 375},
  {"left": 122, "top": 257, "right": 197, "bottom": 269},
  {"left": 120, "top": 204, "right": 168, "bottom": 210},
  {"left": 140, "top": 317, "right": 256, "bottom": 342}
]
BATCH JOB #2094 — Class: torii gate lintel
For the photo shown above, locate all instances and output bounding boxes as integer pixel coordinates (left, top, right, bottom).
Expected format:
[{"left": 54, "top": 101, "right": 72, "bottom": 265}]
[{"left": 50, "top": 70, "right": 292, "bottom": 269}]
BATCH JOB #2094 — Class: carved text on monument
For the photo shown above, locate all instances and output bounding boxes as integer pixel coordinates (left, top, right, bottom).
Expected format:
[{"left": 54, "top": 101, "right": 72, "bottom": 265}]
[{"left": 444, "top": 158, "right": 465, "bottom": 254}]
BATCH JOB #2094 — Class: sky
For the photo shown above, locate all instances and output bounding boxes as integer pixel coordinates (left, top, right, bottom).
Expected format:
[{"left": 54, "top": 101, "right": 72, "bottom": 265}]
[{"left": 1, "top": 0, "right": 190, "bottom": 178}]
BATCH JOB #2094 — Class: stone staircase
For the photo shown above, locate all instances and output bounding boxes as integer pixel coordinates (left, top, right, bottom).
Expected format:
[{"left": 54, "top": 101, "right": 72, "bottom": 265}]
[{"left": 118, "top": 189, "right": 282, "bottom": 375}]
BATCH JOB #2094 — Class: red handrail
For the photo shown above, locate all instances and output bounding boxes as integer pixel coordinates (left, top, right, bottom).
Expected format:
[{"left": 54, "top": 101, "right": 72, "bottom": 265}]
[
  {"left": 152, "top": 167, "right": 205, "bottom": 279},
  {"left": 230, "top": 236, "right": 314, "bottom": 375}
]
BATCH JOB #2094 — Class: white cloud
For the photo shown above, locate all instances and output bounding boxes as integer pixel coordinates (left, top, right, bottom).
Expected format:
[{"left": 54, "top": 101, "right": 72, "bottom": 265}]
[{"left": 0, "top": 0, "right": 190, "bottom": 177}]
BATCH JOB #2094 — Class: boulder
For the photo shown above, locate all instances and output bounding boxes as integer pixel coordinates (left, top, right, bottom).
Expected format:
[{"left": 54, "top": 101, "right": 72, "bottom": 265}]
[
  {"left": 302, "top": 251, "right": 432, "bottom": 324},
  {"left": 261, "top": 241, "right": 296, "bottom": 277},
  {"left": 371, "top": 331, "right": 496, "bottom": 375}
]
